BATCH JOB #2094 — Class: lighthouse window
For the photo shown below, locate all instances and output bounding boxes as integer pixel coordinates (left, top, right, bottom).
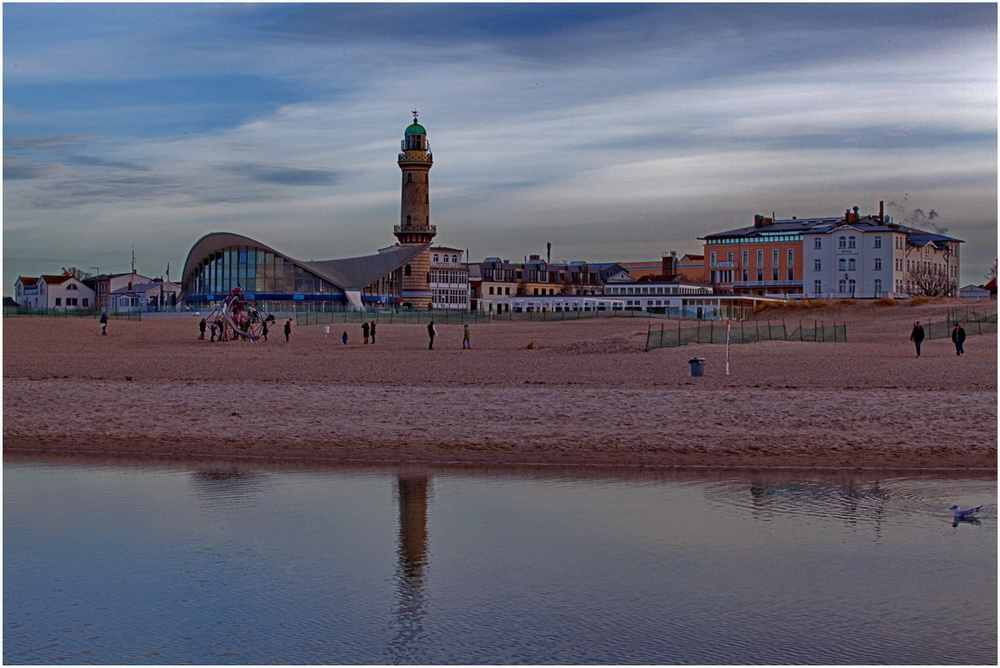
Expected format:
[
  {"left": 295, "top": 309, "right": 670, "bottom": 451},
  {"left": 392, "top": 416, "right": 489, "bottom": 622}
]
[
  {"left": 404, "top": 264, "right": 412, "bottom": 276},
  {"left": 407, "top": 173, "right": 412, "bottom": 183},
  {"left": 406, "top": 215, "right": 411, "bottom": 225}
]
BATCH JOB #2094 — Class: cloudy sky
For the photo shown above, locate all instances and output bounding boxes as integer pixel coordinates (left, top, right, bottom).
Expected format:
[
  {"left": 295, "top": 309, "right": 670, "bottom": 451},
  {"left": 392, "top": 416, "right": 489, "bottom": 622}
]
[{"left": 3, "top": 3, "right": 997, "bottom": 292}]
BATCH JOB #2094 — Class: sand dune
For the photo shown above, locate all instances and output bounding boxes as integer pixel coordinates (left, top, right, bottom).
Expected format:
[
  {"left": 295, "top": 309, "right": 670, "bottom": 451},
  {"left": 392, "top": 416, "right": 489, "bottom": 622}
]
[{"left": 4, "top": 299, "right": 996, "bottom": 470}]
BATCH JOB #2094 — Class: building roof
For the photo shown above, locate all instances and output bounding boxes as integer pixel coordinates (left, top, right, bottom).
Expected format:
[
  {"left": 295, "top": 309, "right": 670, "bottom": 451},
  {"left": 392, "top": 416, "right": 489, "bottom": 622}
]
[
  {"left": 405, "top": 122, "right": 426, "bottom": 136},
  {"left": 16, "top": 276, "right": 39, "bottom": 286},
  {"left": 304, "top": 244, "right": 429, "bottom": 290},
  {"left": 40, "top": 274, "right": 72, "bottom": 284}
]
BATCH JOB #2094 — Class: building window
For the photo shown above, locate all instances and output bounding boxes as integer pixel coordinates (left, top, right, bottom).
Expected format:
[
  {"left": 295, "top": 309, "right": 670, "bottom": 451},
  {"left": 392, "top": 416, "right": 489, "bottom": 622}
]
[
  {"left": 67, "top": 284, "right": 78, "bottom": 291},
  {"left": 849, "top": 279, "right": 856, "bottom": 295},
  {"left": 404, "top": 264, "right": 412, "bottom": 276},
  {"left": 874, "top": 279, "right": 883, "bottom": 294},
  {"left": 742, "top": 269, "right": 749, "bottom": 282},
  {"left": 710, "top": 251, "right": 717, "bottom": 267},
  {"left": 814, "top": 259, "right": 822, "bottom": 271},
  {"left": 757, "top": 250, "right": 763, "bottom": 265},
  {"left": 874, "top": 236, "right": 882, "bottom": 248},
  {"left": 839, "top": 237, "right": 847, "bottom": 249},
  {"left": 742, "top": 250, "right": 749, "bottom": 266},
  {"left": 838, "top": 259, "right": 847, "bottom": 271},
  {"left": 787, "top": 268, "right": 794, "bottom": 281},
  {"left": 848, "top": 259, "right": 856, "bottom": 271},
  {"left": 814, "top": 238, "right": 822, "bottom": 249},
  {"left": 433, "top": 254, "right": 439, "bottom": 262},
  {"left": 874, "top": 258, "right": 882, "bottom": 271},
  {"left": 772, "top": 268, "right": 778, "bottom": 281},
  {"left": 727, "top": 251, "right": 733, "bottom": 263},
  {"left": 848, "top": 236, "right": 857, "bottom": 249},
  {"left": 756, "top": 268, "right": 763, "bottom": 281},
  {"left": 839, "top": 279, "right": 847, "bottom": 293},
  {"left": 66, "top": 298, "right": 77, "bottom": 306},
  {"left": 82, "top": 298, "right": 89, "bottom": 307},
  {"left": 772, "top": 249, "right": 779, "bottom": 266},
  {"left": 814, "top": 280, "right": 822, "bottom": 293},
  {"left": 55, "top": 298, "right": 61, "bottom": 306}
]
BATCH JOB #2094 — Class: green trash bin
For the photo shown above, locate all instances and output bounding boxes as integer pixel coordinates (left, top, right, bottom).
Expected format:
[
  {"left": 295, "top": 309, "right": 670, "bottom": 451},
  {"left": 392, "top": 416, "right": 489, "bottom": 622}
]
[{"left": 688, "top": 357, "right": 706, "bottom": 377}]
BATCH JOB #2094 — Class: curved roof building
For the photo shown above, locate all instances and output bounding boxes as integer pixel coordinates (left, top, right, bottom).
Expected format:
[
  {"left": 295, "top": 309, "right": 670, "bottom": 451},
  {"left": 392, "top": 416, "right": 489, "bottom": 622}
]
[
  {"left": 181, "top": 232, "right": 429, "bottom": 311},
  {"left": 181, "top": 115, "right": 438, "bottom": 312}
]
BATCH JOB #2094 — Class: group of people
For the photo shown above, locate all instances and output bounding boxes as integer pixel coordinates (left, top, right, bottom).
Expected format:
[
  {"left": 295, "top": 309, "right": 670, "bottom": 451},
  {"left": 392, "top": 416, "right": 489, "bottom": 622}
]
[{"left": 909, "top": 321, "right": 967, "bottom": 357}]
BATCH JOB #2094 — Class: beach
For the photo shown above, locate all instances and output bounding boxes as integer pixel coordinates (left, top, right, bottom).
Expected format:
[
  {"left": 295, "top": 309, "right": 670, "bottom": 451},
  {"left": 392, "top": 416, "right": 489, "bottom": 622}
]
[{"left": 4, "top": 299, "right": 996, "bottom": 471}]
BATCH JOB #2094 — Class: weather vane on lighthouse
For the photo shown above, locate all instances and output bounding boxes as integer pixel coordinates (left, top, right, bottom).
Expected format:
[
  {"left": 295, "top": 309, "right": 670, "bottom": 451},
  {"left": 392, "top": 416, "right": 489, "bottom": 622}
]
[{"left": 412, "top": 109, "right": 419, "bottom": 122}]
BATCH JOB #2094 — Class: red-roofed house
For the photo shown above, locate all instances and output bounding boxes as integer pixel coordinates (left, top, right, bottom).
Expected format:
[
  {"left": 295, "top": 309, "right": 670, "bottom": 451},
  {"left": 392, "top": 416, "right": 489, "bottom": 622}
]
[{"left": 14, "top": 274, "right": 96, "bottom": 311}]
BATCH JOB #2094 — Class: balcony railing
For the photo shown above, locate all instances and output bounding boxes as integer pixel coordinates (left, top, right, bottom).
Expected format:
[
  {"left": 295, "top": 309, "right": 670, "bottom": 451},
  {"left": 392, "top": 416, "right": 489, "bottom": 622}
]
[{"left": 393, "top": 224, "right": 437, "bottom": 234}]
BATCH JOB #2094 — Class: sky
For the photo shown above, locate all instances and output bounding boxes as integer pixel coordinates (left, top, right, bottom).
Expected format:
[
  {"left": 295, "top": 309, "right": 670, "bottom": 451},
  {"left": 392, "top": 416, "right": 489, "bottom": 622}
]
[{"left": 3, "top": 2, "right": 997, "bottom": 293}]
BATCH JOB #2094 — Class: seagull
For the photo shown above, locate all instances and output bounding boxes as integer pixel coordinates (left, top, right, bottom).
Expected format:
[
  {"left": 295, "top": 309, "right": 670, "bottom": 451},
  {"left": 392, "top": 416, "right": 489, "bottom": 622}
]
[{"left": 951, "top": 505, "right": 983, "bottom": 521}]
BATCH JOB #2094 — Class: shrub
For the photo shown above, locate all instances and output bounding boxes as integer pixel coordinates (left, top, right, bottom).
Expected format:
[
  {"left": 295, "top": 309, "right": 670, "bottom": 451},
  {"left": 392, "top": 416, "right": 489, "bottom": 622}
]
[
  {"left": 838, "top": 299, "right": 857, "bottom": 307},
  {"left": 910, "top": 296, "right": 930, "bottom": 306},
  {"left": 874, "top": 297, "right": 898, "bottom": 306}
]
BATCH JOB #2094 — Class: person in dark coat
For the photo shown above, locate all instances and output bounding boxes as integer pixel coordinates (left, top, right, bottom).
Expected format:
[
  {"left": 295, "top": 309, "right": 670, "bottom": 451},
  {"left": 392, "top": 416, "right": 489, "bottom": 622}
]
[
  {"left": 362, "top": 321, "right": 370, "bottom": 344},
  {"left": 369, "top": 320, "right": 377, "bottom": 344},
  {"left": 427, "top": 321, "right": 436, "bottom": 350},
  {"left": 209, "top": 322, "right": 217, "bottom": 342},
  {"left": 261, "top": 321, "right": 269, "bottom": 341},
  {"left": 199, "top": 318, "right": 207, "bottom": 340},
  {"left": 951, "top": 323, "right": 966, "bottom": 356},
  {"left": 99, "top": 312, "right": 108, "bottom": 336},
  {"left": 284, "top": 319, "right": 292, "bottom": 342},
  {"left": 909, "top": 320, "right": 925, "bottom": 357},
  {"left": 342, "top": 330, "right": 349, "bottom": 345}
]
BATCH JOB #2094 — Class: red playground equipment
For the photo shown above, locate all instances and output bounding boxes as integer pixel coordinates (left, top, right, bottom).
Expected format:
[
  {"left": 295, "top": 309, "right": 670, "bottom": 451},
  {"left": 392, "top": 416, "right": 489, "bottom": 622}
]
[{"left": 203, "top": 287, "right": 273, "bottom": 342}]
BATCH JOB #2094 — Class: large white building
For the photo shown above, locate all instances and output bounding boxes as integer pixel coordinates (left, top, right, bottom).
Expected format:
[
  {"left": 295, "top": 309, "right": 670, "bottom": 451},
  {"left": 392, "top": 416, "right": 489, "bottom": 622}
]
[{"left": 802, "top": 214, "right": 961, "bottom": 298}]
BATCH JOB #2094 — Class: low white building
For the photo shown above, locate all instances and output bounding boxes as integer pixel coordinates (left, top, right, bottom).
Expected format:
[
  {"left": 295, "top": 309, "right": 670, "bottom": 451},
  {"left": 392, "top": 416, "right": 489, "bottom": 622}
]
[
  {"left": 108, "top": 280, "right": 181, "bottom": 312},
  {"left": 14, "top": 274, "right": 96, "bottom": 310}
]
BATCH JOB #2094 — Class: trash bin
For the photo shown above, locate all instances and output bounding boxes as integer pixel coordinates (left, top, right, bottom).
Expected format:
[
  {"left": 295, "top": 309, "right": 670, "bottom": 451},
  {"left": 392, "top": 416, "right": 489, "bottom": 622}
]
[{"left": 688, "top": 357, "right": 706, "bottom": 377}]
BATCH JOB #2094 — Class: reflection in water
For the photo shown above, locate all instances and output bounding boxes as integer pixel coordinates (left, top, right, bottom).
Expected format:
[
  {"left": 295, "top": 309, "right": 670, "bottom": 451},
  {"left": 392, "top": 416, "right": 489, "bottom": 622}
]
[
  {"left": 388, "top": 475, "right": 430, "bottom": 664},
  {"left": 190, "top": 467, "right": 267, "bottom": 505},
  {"left": 749, "top": 479, "right": 891, "bottom": 530}
]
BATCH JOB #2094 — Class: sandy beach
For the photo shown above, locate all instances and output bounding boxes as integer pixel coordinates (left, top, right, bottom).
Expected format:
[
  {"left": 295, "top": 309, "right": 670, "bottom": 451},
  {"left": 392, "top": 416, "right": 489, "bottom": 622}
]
[{"left": 4, "top": 299, "right": 996, "bottom": 471}]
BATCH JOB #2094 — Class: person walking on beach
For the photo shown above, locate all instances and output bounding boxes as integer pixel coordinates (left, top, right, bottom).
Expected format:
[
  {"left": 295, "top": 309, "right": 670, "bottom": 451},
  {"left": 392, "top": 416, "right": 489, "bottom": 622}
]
[
  {"left": 369, "top": 320, "right": 377, "bottom": 344},
  {"left": 209, "top": 322, "right": 217, "bottom": 342},
  {"left": 199, "top": 318, "right": 207, "bottom": 340},
  {"left": 462, "top": 324, "right": 471, "bottom": 349},
  {"left": 910, "top": 320, "right": 925, "bottom": 357},
  {"left": 427, "top": 321, "right": 436, "bottom": 350},
  {"left": 99, "top": 312, "right": 108, "bottom": 336},
  {"left": 342, "top": 330, "right": 349, "bottom": 345},
  {"left": 951, "top": 322, "right": 966, "bottom": 356},
  {"left": 284, "top": 319, "right": 292, "bottom": 342},
  {"left": 261, "top": 321, "right": 269, "bottom": 341},
  {"left": 362, "top": 321, "right": 370, "bottom": 344}
]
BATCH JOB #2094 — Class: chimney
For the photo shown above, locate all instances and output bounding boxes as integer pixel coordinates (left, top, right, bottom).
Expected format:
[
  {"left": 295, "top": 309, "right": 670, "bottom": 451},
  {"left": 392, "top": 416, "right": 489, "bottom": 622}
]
[
  {"left": 662, "top": 251, "right": 677, "bottom": 276},
  {"left": 879, "top": 200, "right": 884, "bottom": 222}
]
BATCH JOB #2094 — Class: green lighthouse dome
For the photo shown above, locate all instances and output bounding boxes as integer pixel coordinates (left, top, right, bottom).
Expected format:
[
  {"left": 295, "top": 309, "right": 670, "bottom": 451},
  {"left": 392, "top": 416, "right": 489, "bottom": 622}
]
[{"left": 405, "top": 122, "right": 426, "bottom": 136}]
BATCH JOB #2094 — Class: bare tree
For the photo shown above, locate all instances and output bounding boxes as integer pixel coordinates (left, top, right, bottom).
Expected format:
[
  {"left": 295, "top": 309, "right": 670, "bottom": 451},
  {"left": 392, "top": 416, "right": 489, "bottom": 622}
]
[
  {"left": 986, "top": 258, "right": 997, "bottom": 283},
  {"left": 906, "top": 265, "right": 957, "bottom": 297},
  {"left": 64, "top": 267, "right": 92, "bottom": 280}
]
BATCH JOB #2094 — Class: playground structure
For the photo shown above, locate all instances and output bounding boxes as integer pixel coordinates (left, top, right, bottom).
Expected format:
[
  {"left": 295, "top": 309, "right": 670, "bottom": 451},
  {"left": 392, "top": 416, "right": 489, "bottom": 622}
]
[{"left": 203, "top": 287, "right": 272, "bottom": 342}]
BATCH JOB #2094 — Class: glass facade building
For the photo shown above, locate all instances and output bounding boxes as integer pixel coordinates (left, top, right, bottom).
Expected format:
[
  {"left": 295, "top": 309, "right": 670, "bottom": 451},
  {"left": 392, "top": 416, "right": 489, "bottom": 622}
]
[{"left": 182, "top": 233, "right": 427, "bottom": 312}]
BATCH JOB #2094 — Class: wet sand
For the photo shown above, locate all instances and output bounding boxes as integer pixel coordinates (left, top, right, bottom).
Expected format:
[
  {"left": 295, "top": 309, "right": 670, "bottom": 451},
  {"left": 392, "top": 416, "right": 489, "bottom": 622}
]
[{"left": 4, "top": 299, "right": 996, "bottom": 471}]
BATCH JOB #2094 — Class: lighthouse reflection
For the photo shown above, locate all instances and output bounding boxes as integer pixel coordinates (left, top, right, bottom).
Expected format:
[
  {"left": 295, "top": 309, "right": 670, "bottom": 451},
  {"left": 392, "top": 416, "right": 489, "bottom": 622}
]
[{"left": 389, "top": 475, "right": 431, "bottom": 663}]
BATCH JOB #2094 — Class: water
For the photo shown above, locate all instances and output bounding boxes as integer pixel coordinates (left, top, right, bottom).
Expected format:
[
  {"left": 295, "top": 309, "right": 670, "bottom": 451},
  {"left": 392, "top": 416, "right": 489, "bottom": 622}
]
[{"left": 4, "top": 454, "right": 996, "bottom": 665}]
